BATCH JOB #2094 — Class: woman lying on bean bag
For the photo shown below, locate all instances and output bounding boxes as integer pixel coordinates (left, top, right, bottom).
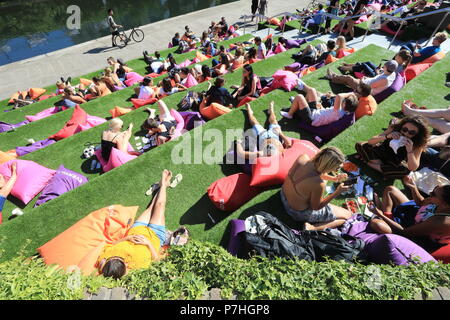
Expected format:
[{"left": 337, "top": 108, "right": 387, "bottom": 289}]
[
  {"left": 367, "top": 177, "right": 450, "bottom": 253},
  {"left": 0, "top": 162, "right": 17, "bottom": 224},
  {"left": 142, "top": 100, "right": 178, "bottom": 146},
  {"left": 98, "top": 170, "right": 173, "bottom": 279}
]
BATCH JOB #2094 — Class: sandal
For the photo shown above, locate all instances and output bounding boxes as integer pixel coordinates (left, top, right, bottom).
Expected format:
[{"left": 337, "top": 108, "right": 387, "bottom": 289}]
[
  {"left": 145, "top": 183, "right": 160, "bottom": 196},
  {"left": 170, "top": 173, "right": 183, "bottom": 188}
]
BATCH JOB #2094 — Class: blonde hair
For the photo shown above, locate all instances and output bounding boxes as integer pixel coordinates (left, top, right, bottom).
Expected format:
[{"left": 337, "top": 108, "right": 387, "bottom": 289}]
[
  {"left": 336, "top": 36, "right": 346, "bottom": 49},
  {"left": 313, "top": 147, "right": 345, "bottom": 174},
  {"left": 104, "top": 68, "right": 112, "bottom": 76},
  {"left": 109, "top": 118, "right": 123, "bottom": 131},
  {"left": 435, "top": 32, "right": 447, "bottom": 44}
]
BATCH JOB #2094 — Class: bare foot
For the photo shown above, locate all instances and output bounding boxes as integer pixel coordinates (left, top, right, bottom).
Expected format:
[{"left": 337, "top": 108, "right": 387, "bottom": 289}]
[
  {"left": 245, "top": 103, "right": 253, "bottom": 115},
  {"left": 268, "top": 101, "right": 275, "bottom": 114},
  {"left": 160, "top": 169, "right": 172, "bottom": 188}
]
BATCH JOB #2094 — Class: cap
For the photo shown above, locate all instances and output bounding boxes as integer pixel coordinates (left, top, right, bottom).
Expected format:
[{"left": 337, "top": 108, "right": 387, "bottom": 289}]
[{"left": 384, "top": 60, "right": 398, "bottom": 73}]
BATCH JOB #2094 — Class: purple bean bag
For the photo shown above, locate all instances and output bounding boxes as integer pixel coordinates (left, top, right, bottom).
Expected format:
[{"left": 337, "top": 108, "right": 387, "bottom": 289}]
[
  {"left": 374, "top": 73, "right": 406, "bottom": 103},
  {"left": 227, "top": 219, "right": 246, "bottom": 256},
  {"left": 298, "top": 112, "right": 355, "bottom": 143},
  {"left": 285, "top": 39, "right": 307, "bottom": 49},
  {"left": 15, "top": 139, "right": 56, "bottom": 157},
  {"left": 341, "top": 216, "right": 436, "bottom": 265},
  {"left": 34, "top": 165, "right": 88, "bottom": 207},
  {"left": 0, "top": 120, "right": 30, "bottom": 133},
  {"left": 179, "top": 111, "right": 206, "bottom": 131}
]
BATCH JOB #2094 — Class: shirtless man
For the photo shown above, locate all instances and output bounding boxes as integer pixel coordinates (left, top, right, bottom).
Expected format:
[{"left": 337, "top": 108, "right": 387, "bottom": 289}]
[
  {"left": 236, "top": 102, "right": 292, "bottom": 160},
  {"left": 281, "top": 147, "right": 353, "bottom": 230}
]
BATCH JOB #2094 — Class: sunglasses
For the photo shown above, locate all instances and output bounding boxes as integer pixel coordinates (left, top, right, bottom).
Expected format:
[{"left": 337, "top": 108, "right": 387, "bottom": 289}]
[{"left": 401, "top": 127, "right": 417, "bottom": 136}]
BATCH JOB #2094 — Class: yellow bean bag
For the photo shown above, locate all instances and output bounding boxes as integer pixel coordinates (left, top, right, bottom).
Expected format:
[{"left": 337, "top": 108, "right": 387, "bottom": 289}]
[{"left": 37, "top": 205, "right": 138, "bottom": 275}]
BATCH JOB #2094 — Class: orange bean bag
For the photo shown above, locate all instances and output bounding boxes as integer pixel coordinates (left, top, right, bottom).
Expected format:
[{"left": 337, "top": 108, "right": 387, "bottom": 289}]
[
  {"left": 8, "top": 91, "right": 28, "bottom": 103},
  {"left": 109, "top": 106, "right": 134, "bottom": 118},
  {"left": 325, "top": 54, "right": 339, "bottom": 65},
  {"left": 236, "top": 96, "right": 257, "bottom": 108},
  {"left": 355, "top": 95, "right": 378, "bottom": 120},
  {"left": 422, "top": 51, "right": 445, "bottom": 64},
  {"left": 0, "top": 150, "right": 17, "bottom": 164},
  {"left": 79, "top": 78, "right": 93, "bottom": 86},
  {"left": 196, "top": 51, "right": 209, "bottom": 62},
  {"left": 199, "top": 99, "right": 231, "bottom": 120},
  {"left": 336, "top": 48, "right": 356, "bottom": 59},
  {"left": 29, "top": 88, "right": 46, "bottom": 100},
  {"left": 37, "top": 205, "right": 138, "bottom": 275},
  {"left": 268, "top": 17, "right": 281, "bottom": 26},
  {"left": 299, "top": 66, "right": 316, "bottom": 77}
]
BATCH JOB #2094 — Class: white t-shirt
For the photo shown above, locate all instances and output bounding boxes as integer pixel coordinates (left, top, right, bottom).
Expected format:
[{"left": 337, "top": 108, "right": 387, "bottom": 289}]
[
  {"left": 138, "top": 86, "right": 154, "bottom": 100},
  {"left": 159, "top": 87, "right": 179, "bottom": 96},
  {"left": 363, "top": 72, "right": 396, "bottom": 96},
  {"left": 311, "top": 108, "right": 346, "bottom": 127},
  {"left": 257, "top": 43, "right": 267, "bottom": 59}
]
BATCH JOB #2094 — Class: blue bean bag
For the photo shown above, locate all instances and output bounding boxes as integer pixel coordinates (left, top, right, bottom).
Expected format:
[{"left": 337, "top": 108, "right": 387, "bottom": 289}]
[{"left": 298, "top": 112, "right": 355, "bottom": 143}]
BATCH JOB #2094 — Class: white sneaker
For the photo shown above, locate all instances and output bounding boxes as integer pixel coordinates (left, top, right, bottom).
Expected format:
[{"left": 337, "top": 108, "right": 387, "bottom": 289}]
[
  {"left": 289, "top": 96, "right": 295, "bottom": 103},
  {"left": 280, "top": 111, "right": 293, "bottom": 119}
]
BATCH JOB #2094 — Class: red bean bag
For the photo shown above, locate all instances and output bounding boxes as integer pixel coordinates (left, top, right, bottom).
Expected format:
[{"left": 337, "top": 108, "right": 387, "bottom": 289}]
[
  {"left": 380, "top": 24, "right": 405, "bottom": 37},
  {"left": 236, "top": 96, "right": 257, "bottom": 108},
  {"left": 404, "top": 62, "right": 433, "bottom": 82},
  {"left": 37, "top": 205, "right": 138, "bottom": 275},
  {"left": 431, "top": 244, "right": 450, "bottom": 264},
  {"left": 208, "top": 173, "right": 263, "bottom": 211},
  {"left": 48, "top": 105, "right": 88, "bottom": 141},
  {"left": 336, "top": 48, "right": 356, "bottom": 59},
  {"left": 250, "top": 139, "right": 319, "bottom": 187},
  {"left": 268, "top": 17, "right": 281, "bottom": 26},
  {"left": 38, "top": 93, "right": 57, "bottom": 101},
  {"left": 131, "top": 97, "right": 158, "bottom": 109},
  {"left": 199, "top": 99, "right": 231, "bottom": 120}
]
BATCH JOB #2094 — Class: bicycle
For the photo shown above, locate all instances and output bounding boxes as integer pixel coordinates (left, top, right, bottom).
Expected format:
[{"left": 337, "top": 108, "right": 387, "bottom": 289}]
[{"left": 113, "top": 27, "right": 145, "bottom": 48}]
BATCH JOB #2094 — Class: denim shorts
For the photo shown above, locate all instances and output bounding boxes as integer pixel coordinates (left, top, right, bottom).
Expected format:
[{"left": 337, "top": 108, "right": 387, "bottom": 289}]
[
  {"left": 253, "top": 124, "right": 280, "bottom": 141},
  {"left": 132, "top": 222, "right": 166, "bottom": 246},
  {"left": 280, "top": 189, "right": 336, "bottom": 224}
]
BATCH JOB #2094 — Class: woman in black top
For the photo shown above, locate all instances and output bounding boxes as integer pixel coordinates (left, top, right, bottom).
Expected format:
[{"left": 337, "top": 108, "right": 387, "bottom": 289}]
[
  {"left": 205, "top": 76, "right": 234, "bottom": 107},
  {"left": 231, "top": 64, "right": 261, "bottom": 103},
  {"left": 355, "top": 116, "right": 430, "bottom": 180},
  {"left": 346, "top": 0, "right": 368, "bottom": 40},
  {"left": 101, "top": 118, "right": 134, "bottom": 162}
]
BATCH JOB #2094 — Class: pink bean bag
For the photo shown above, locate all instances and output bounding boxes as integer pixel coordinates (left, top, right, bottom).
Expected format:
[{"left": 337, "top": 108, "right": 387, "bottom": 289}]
[
  {"left": 0, "top": 160, "right": 56, "bottom": 205},
  {"left": 184, "top": 73, "right": 199, "bottom": 89},
  {"left": 274, "top": 43, "right": 287, "bottom": 54},
  {"left": 95, "top": 146, "right": 138, "bottom": 173},
  {"left": 78, "top": 116, "right": 107, "bottom": 131},
  {"left": 271, "top": 70, "right": 299, "bottom": 91},
  {"left": 170, "top": 109, "right": 185, "bottom": 140},
  {"left": 178, "top": 59, "right": 193, "bottom": 68},
  {"left": 266, "top": 50, "right": 276, "bottom": 58},
  {"left": 26, "top": 107, "right": 61, "bottom": 122},
  {"left": 124, "top": 72, "right": 144, "bottom": 87},
  {"left": 404, "top": 63, "right": 433, "bottom": 82}
]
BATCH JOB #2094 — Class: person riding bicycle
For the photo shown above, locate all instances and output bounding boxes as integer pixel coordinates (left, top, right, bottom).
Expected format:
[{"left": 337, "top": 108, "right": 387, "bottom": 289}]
[{"left": 107, "top": 9, "right": 123, "bottom": 47}]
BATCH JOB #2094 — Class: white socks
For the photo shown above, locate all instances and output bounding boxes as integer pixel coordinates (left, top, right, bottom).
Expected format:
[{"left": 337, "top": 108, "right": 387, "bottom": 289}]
[
  {"left": 296, "top": 78, "right": 306, "bottom": 91},
  {"left": 280, "top": 111, "right": 293, "bottom": 119}
]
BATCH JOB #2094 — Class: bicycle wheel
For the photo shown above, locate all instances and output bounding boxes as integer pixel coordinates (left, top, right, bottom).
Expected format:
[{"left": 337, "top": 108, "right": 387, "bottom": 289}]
[
  {"left": 131, "top": 28, "right": 145, "bottom": 43},
  {"left": 114, "top": 33, "right": 128, "bottom": 48}
]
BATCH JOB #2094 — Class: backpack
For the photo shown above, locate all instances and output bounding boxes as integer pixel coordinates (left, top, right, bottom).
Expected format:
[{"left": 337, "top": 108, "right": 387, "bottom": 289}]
[
  {"left": 243, "top": 211, "right": 316, "bottom": 261},
  {"left": 306, "top": 230, "right": 366, "bottom": 263},
  {"left": 177, "top": 91, "right": 204, "bottom": 111},
  {"left": 175, "top": 40, "right": 190, "bottom": 54}
]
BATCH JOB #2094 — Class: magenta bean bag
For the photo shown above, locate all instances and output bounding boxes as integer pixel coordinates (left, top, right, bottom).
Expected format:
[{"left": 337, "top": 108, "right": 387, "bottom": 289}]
[
  {"left": 95, "top": 147, "right": 138, "bottom": 173},
  {"left": 0, "top": 120, "right": 30, "bottom": 133},
  {"left": 26, "top": 106, "right": 61, "bottom": 122},
  {"left": 0, "top": 160, "right": 56, "bottom": 205},
  {"left": 285, "top": 39, "right": 306, "bottom": 49},
  {"left": 374, "top": 72, "right": 406, "bottom": 103},
  {"left": 78, "top": 115, "right": 107, "bottom": 132},
  {"left": 274, "top": 43, "right": 287, "bottom": 54},
  {"left": 183, "top": 73, "right": 198, "bottom": 89},
  {"left": 124, "top": 72, "right": 144, "bottom": 87},
  {"left": 266, "top": 50, "right": 276, "bottom": 58},
  {"left": 15, "top": 139, "right": 56, "bottom": 157},
  {"left": 298, "top": 112, "right": 355, "bottom": 143},
  {"left": 271, "top": 70, "right": 299, "bottom": 91},
  {"left": 178, "top": 59, "right": 193, "bottom": 68},
  {"left": 179, "top": 111, "right": 206, "bottom": 130},
  {"left": 34, "top": 165, "right": 88, "bottom": 207}
]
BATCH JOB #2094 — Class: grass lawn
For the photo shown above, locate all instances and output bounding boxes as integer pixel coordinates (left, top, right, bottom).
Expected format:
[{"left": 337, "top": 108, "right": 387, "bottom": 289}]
[
  {"left": 0, "top": 43, "right": 404, "bottom": 262},
  {"left": 0, "top": 35, "right": 253, "bottom": 122}
]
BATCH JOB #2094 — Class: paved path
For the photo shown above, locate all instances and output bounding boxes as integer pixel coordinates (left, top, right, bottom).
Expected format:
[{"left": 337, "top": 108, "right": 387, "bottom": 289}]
[{"left": 0, "top": 0, "right": 307, "bottom": 101}]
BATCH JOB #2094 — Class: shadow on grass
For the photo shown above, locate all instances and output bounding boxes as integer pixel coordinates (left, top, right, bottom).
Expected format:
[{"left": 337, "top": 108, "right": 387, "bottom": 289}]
[{"left": 83, "top": 47, "right": 116, "bottom": 54}]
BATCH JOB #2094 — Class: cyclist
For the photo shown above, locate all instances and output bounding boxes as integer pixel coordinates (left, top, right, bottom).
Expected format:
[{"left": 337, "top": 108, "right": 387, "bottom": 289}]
[{"left": 107, "top": 9, "right": 123, "bottom": 47}]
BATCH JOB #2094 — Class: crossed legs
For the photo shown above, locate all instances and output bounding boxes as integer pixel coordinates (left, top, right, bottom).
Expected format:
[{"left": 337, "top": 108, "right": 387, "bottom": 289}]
[{"left": 402, "top": 104, "right": 450, "bottom": 134}]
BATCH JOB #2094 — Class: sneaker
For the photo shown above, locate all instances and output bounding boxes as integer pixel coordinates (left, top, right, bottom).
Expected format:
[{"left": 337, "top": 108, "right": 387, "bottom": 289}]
[
  {"left": 66, "top": 77, "right": 72, "bottom": 85},
  {"left": 60, "top": 77, "right": 65, "bottom": 83},
  {"left": 280, "top": 110, "right": 293, "bottom": 119},
  {"left": 289, "top": 96, "right": 295, "bottom": 103}
]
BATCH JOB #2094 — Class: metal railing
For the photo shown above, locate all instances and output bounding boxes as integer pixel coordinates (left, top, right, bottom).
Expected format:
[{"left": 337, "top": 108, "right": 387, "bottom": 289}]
[{"left": 243, "top": 6, "right": 450, "bottom": 50}]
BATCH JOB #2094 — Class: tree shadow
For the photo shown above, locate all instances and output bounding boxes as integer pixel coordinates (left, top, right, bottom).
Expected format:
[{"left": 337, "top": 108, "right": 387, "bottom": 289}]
[
  {"left": 179, "top": 193, "right": 231, "bottom": 230},
  {"left": 83, "top": 47, "right": 116, "bottom": 54}
]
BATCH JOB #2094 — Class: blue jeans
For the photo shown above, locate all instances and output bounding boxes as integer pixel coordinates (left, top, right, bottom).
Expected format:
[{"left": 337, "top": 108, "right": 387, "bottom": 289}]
[{"left": 131, "top": 222, "right": 166, "bottom": 246}]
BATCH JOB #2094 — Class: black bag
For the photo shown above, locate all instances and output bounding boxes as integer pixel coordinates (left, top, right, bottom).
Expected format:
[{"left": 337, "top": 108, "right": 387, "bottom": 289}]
[
  {"left": 306, "top": 230, "right": 366, "bottom": 263},
  {"left": 259, "top": 76, "right": 273, "bottom": 89},
  {"left": 177, "top": 91, "right": 204, "bottom": 111},
  {"left": 244, "top": 211, "right": 316, "bottom": 261}
]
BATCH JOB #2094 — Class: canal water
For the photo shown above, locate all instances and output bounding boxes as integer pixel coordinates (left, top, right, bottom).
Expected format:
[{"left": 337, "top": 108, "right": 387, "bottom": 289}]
[{"left": 0, "top": 0, "right": 237, "bottom": 66}]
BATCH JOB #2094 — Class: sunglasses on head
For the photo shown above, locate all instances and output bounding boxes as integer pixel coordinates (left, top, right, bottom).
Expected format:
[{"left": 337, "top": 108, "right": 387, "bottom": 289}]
[{"left": 401, "top": 127, "right": 417, "bottom": 136}]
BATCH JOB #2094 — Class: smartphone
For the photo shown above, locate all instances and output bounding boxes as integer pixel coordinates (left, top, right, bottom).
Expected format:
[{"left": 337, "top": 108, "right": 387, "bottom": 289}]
[{"left": 343, "top": 177, "right": 358, "bottom": 186}]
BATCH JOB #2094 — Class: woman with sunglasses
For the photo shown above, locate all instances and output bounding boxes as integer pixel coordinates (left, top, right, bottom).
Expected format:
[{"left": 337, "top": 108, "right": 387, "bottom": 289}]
[
  {"left": 355, "top": 116, "right": 430, "bottom": 180},
  {"left": 97, "top": 169, "right": 172, "bottom": 279},
  {"left": 367, "top": 177, "right": 450, "bottom": 252}
]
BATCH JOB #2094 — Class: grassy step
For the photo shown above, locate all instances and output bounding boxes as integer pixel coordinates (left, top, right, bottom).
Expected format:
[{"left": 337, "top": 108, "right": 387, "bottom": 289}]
[
  {"left": 0, "top": 36, "right": 259, "bottom": 150},
  {"left": 1, "top": 42, "right": 314, "bottom": 215},
  {"left": 0, "top": 44, "right": 394, "bottom": 263},
  {"left": 0, "top": 34, "right": 253, "bottom": 123}
]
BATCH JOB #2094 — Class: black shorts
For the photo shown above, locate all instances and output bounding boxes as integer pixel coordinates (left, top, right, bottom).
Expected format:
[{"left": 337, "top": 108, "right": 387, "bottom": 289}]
[
  {"left": 296, "top": 107, "right": 313, "bottom": 125},
  {"left": 307, "top": 101, "right": 317, "bottom": 109}
]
